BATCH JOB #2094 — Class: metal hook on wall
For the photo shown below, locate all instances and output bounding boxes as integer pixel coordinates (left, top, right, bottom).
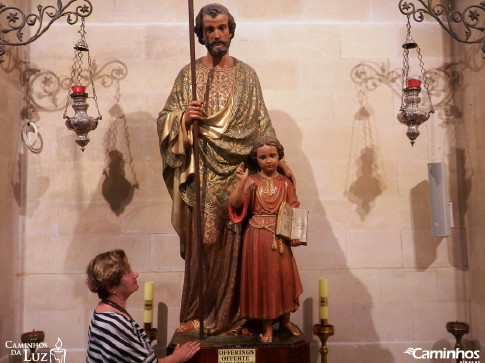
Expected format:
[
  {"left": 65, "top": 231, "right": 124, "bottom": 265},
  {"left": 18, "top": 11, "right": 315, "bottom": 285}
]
[{"left": 21, "top": 121, "right": 43, "bottom": 153}]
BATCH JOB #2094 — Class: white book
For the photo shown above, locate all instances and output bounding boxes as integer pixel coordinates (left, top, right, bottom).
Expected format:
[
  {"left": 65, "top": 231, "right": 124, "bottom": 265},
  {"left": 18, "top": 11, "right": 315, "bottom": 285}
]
[{"left": 275, "top": 201, "right": 309, "bottom": 244}]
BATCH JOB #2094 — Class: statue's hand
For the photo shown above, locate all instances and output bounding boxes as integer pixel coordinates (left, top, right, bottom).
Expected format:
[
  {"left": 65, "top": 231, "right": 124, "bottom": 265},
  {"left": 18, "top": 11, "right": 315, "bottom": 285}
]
[
  {"left": 278, "top": 160, "right": 296, "bottom": 188},
  {"left": 290, "top": 239, "right": 302, "bottom": 247},
  {"left": 235, "top": 162, "right": 249, "bottom": 183},
  {"left": 184, "top": 100, "right": 204, "bottom": 127}
]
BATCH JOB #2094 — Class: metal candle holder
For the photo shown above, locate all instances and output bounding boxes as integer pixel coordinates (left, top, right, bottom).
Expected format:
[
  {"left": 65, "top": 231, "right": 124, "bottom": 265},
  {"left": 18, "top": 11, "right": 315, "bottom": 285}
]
[
  {"left": 144, "top": 323, "right": 158, "bottom": 343},
  {"left": 398, "top": 15, "right": 434, "bottom": 146},
  {"left": 446, "top": 320, "right": 469, "bottom": 363},
  {"left": 65, "top": 90, "right": 99, "bottom": 150},
  {"left": 313, "top": 319, "right": 335, "bottom": 363},
  {"left": 397, "top": 80, "right": 433, "bottom": 145},
  {"left": 63, "top": 18, "right": 101, "bottom": 151},
  {"left": 21, "top": 330, "right": 45, "bottom": 360}
]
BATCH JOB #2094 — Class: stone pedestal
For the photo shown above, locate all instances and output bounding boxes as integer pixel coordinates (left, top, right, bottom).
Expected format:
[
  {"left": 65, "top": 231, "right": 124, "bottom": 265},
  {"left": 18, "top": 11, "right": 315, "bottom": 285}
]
[{"left": 167, "top": 328, "right": 310, "bottom": 363}]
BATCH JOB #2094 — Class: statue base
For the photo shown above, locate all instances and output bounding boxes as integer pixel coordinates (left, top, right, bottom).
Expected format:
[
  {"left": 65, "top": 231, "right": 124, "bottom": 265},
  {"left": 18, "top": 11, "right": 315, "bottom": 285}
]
[{"left": 167, "top": 327, "right": 310, "bottom": 363}]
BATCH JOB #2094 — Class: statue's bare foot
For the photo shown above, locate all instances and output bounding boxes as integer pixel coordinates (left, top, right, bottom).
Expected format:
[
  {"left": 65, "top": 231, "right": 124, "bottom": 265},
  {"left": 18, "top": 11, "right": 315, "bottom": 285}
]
[
  {"left": 281, "top": 322, "right": 301, "bottom": 336},
  {"left": 261, "top": 331, "right": 273, "bottom": 343},
  {"left": 176, "top": 321, "right": 197, "bottom": 333},
  {"left": 242, "top": 327, "right": 258, "bottom": 336}
]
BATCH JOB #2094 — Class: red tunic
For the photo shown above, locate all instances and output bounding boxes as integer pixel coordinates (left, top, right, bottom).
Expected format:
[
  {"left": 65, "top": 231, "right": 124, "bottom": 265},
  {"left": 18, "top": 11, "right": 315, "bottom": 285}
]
[{"left": 229, "top": 173, "right": 303, "bottom": 319}]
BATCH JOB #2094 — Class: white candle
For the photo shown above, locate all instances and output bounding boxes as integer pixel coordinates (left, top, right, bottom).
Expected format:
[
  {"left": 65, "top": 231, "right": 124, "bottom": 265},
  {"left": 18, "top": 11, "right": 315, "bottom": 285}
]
[
  {"left": 143, "top": 282, "right": 154, "bottom": 324},
  {"left": 319, "top": 278, "right": 328, "bottom": 320}
]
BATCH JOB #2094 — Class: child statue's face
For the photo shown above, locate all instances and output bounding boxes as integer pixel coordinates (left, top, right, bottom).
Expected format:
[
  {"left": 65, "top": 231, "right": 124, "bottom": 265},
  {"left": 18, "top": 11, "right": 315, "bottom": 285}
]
[{"left": 256, "top": 145, "right": 279, "bottom": 177}]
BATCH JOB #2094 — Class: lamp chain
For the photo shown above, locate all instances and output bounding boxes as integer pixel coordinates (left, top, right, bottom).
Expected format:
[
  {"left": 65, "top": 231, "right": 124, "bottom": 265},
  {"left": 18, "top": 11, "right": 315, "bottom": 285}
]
[
  {"left": 87, "top": 44, "right": 102, "bottom": 118},
  {"left": 62, "top": 18, "right": 102, "bottom": 120},
  {"left": 400, "top": 48, "right": 409, "bottom": 110},
  {"left": 63, "top": 48, "right": 80, "bottom": 118},
  {"left": 416, "top": 46, "right": 434, "bottom": 112},
  {"left": 400, "top": 15, "right": 434, "bottom": 113},
  {"left": 80, "top": 17, "right": 102, "bottom": 118},
  {"left": 400, "top": 16, "right": 412, "bottom": 110}
]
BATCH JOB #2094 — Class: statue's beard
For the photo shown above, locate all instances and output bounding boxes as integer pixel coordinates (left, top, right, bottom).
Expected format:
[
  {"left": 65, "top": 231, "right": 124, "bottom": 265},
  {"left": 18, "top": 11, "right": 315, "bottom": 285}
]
[{"left": 206, "top": 39, "right": 231, "bottom": 57}]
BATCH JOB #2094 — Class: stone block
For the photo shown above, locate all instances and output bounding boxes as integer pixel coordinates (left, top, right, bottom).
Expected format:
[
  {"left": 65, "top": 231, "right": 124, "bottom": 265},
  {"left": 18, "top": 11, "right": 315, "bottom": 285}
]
[
  {"left": 128, "top": 161, "right": 167, "bottom": 203},
  {"left": 57, "top": 201, "right": 121, "bottom": 236},
  {"left": 119, "top": 201, "right": 173, "bottom": 233},
  {"left": 353, "top": 302, "right": 414, "bottom": 342},
  {"left": 150, "top": 233, "right": 185, "bottom": 272},
  {"left": 114, "top": 0, "right": 186, "bottom": 23},
  {"left": 436, "top": 269, "right": 470, "bottom": 302},
  {"left": 341, "top": 24, "right": 399, "bottom": 59},
  {"left": 397, "top": 160, "right": 429, "bottom": 197},
  {"left": 122, "top": 124, "right": 161, "bottom": 162},
  {"left": 293, "top": 225, "right": 347, "bottom": 269},
  {"left": 229, "top": 23, "right": 272, "bottom": 61},
  {"left": 238, "top": 0, "right": 305, "bottom": 21},
  {"left": 266, "top": 90, "right": 335, "bottom": 125},
  {"left": 249, "top": 60, "right": 299, "bottom": 90},
  {"left": 306, "top": 0, "right": 369, "bottom": 21},
  {"left": 23, "top": 233, "right": 151, "bottom": 274},
  {"left": 379, "top": 269, "right": 439, "bottom": 303},
  {"left": 346, "top": 229, "right": 402, "bottom": 268},
  {"left": 145, "top": 25, "right": 190, "bottom": 61},
  {"left": 24, "top": 275, "right": 91, "bottom": 311},
  {"left": 370, "top": 0, "right": 409, "bottom": 22},
  {"left": 270, "top": 25, "right": 341, "bottom": 62}
]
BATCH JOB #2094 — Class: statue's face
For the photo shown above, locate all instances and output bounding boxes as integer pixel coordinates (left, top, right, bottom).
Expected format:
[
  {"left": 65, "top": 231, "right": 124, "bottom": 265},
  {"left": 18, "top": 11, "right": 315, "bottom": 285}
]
[
  {"left": 202, "top": 13, "right": 232, "bottom": 57},
  {"left": 256, "top": 145, "right": 279, "bottom": 177}
]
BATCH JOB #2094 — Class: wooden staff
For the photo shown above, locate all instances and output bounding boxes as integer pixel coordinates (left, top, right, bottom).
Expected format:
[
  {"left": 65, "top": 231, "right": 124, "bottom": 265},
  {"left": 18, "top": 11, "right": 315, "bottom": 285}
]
[{"left": 187, "top": 0, "right": 204, "bottom": 340}]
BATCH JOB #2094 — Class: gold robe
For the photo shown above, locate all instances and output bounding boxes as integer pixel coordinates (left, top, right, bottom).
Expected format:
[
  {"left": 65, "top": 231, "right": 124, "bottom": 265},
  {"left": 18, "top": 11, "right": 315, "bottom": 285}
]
[{"left": 157, "top": 58, "right": 276, "bottom": 334}]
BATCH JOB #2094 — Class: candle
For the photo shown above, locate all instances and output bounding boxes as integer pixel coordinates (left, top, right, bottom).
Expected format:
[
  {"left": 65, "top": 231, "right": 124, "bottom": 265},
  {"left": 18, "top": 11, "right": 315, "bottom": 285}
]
[
  {"left": 143, "top": 282, "right": 154, "bottom": 324},
  {"left": 318, "top": 278, "right": 328, "bottom": 320},
  {"left": 407, "top": 78, "right": 421, "bottom": 88},
  {"left": 71, "top": 85, "right": 86, "bottom": 93}
]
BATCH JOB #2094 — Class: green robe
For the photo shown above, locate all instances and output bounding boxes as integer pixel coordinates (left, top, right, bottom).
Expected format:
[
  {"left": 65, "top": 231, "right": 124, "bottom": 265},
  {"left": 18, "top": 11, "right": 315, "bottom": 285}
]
[{"left": 157, "top": 58, "right": 276, "bottom": 334}]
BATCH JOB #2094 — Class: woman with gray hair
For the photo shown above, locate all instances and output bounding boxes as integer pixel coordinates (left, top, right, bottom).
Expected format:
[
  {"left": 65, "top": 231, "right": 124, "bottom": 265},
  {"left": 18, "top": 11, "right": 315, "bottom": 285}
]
[{"left": 86, "top": 249, "right": 199, "bottom": 362}]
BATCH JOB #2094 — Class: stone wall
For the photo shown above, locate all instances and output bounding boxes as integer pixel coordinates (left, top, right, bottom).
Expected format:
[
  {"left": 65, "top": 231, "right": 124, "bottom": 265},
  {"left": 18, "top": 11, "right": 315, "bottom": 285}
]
[
  {"left": 1, "top": 0, "right": 482, "bottom": 362},
  {"left": 452, "top": 31, "right": 485, "bottom": 350},
  {"left": 0, "top": 36, "right": 27, "bottom": 363}
]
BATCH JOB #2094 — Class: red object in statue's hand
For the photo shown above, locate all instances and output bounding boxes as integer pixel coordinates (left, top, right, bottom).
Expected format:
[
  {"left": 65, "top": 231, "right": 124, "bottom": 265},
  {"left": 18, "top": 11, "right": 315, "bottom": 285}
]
[
  {"left": 407, "top": 79, "right": 421, "bottom": 88},
  {"left": 71, "top": 85, "right": 86, "bottom": 93}
]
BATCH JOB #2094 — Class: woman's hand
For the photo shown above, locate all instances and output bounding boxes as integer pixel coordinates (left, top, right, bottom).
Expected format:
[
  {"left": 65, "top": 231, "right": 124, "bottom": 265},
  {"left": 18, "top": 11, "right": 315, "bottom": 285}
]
[
  {"left": 168, "top": 341, "right": 200, "bottom": 363},
  {"left": 184, "top": 100, "right": 203, "bottom": 127}
]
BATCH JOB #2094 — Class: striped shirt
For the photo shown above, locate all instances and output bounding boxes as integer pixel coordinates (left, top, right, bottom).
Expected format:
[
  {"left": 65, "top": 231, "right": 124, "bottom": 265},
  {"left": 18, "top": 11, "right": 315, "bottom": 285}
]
[{"left": 86, "top": 312, "right": 157, "bottom": 363}]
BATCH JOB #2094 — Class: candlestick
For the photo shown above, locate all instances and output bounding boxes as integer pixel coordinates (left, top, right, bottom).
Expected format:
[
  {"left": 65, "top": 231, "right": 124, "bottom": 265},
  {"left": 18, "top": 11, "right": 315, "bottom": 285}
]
[
  {"left": 319, "top": 278, "right": 328, "bottom": 320},
  {"left": 144, "top": 322, "right": 158, "bottom": 343},
  {"left": 313, "top": 320, "right": 334, "bottom": 363},
  {"left": 446, "top": 321, "right": 469, "bottom": 363},
  {"left": 144, "top": 282, "right": 154, "bottom": 324},
  {"left": 21, "top": 330, "right": 45, "bottom": 361}
]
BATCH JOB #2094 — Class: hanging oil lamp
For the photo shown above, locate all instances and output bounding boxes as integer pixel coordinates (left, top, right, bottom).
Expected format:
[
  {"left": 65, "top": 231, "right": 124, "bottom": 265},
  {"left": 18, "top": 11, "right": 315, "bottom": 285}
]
[
  {"left": 63, "top": 18, "right": 101, "bottom": 151},
  {"left": 397, "top": 16, "right": 434, "bottom": 146}
]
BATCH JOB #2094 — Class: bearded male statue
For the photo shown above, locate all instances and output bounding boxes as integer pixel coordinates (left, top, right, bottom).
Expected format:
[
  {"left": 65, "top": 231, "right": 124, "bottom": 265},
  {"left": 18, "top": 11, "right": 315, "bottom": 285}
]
[{"left": 157, "top": 3, "right": 295, "bottom": 335}]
